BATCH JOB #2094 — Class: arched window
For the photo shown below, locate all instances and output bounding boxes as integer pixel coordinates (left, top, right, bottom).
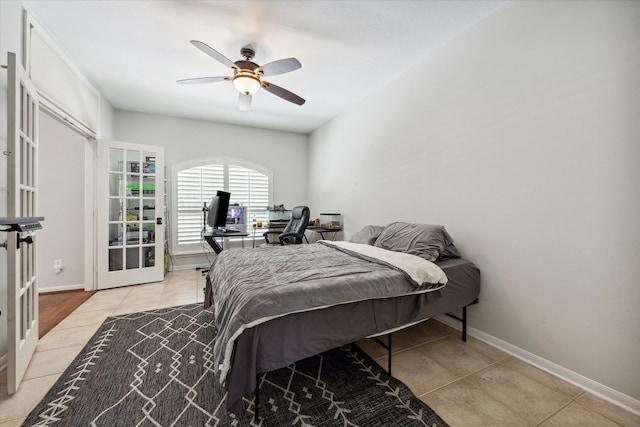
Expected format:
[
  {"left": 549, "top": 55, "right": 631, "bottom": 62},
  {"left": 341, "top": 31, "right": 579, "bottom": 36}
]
[{"left": 172, "top": 158, "right": 272, "bottom": 254}]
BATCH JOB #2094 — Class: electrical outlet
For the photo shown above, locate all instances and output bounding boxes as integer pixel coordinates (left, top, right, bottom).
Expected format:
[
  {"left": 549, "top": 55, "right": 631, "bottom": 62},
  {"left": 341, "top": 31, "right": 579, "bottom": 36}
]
[{"left": 54, "top": 259, "right": 63, "bottom": 273}]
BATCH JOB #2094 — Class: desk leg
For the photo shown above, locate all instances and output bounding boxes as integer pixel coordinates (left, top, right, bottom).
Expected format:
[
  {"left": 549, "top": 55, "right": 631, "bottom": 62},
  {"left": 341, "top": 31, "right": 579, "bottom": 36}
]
[{"left": 204, "top": 235, "right": 223, "bottom": 254}]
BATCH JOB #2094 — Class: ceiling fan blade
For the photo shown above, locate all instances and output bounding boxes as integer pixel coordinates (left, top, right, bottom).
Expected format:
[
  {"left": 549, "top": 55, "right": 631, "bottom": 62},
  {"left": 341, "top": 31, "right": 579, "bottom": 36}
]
[
  {"left": 176, "top": 76, "right": 230, "bottom": 85},
  {"left": 262, "top": 81, "right": 305, "bottom": 105},
  {"left": 260, "top": 58, "right": 302, "bottom": 77},
  {"left": 239, "top": 93, "right": 252, "bottom": 111},
  {"left": 190, "top": 40, "right": 237, "bottom": 69}
]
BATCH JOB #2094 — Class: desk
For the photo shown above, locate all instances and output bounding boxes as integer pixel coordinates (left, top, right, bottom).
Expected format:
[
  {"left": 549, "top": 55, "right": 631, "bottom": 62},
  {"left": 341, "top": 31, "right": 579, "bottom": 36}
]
[
  {"left": 251, "top": 226, "right": 342, "bottom": 246},
  {"left": 203, "top": 230, "right": 249, "bottom": 254},
  {"left": 306, "top": 226, "right": 342, "bottom": 241},
  {"left": 221, "top": 226, "right": 341, "bottom": 249}
]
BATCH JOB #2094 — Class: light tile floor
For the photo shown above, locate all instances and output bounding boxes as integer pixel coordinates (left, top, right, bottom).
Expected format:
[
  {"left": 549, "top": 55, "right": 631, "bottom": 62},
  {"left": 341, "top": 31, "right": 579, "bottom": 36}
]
[{"left": 1, "top": 269, "right": 638, "bottom": 426}]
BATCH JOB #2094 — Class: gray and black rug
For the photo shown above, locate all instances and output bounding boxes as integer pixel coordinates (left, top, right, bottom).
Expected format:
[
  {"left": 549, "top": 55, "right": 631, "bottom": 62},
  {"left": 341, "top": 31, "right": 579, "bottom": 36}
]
[{"left": 23, "top": 304, "right": 449, "bottom": 426}]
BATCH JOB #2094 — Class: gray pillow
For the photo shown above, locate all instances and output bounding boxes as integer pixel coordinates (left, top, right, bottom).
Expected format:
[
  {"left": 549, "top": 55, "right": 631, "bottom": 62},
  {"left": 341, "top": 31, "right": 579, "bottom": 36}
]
[
  {"left": 441, "top": 243, "right": 461, "bottom": 259},
  {"left": 349, "top": 225, "right": 385, "bottom": 245},
  {"left": 374, "top": 222, "right": 454, "bottom": 262}
]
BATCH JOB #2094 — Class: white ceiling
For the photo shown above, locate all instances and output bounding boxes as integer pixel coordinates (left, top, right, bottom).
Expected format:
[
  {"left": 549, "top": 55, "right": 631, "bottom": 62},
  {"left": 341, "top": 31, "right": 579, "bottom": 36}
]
[{"left": 22, "top": 0, "right": 507, "bottom": 134}]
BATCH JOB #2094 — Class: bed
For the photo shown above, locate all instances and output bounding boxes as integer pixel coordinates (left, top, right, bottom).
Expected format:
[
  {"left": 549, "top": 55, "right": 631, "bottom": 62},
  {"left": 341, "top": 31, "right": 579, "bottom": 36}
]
[{"left": 204, "top": 222, "right": 481, "bottom": 413}]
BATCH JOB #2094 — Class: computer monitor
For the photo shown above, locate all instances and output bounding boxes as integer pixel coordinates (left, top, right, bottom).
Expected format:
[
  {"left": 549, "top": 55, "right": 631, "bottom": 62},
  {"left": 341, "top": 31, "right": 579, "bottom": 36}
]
[
  {"left": 226, "top": 205, "right": 247, "bottom": 230},
  {"left": 207, "top": 191, "right": 231, "bottom": 229}
]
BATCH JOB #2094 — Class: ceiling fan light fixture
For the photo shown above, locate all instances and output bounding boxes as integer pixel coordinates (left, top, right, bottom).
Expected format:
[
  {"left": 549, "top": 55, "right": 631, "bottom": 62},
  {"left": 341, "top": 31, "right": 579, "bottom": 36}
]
[
  {"left": 180, "top": 41, "right": 305, "bottom": 108},
  {"left": 232, "top": 72, "right": 261, "bottom": 95}
]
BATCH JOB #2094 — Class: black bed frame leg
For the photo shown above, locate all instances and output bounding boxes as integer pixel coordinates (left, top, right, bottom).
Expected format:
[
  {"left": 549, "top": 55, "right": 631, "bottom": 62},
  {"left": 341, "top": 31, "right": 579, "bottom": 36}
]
[
  {"left": 462, "top": 305, "right": 467, "bottom": 342},
  {"left": 444, "top": 299, "right": 477, "bottom": 342},
  {"left": 255, "top": 373, "right": 260, "bottom": 423},
  {"left": 371, "top": 333, "right": 393, "bottom": 376},
  {"left": 387, "top": 334, "right": 392, "bottom": 375}
]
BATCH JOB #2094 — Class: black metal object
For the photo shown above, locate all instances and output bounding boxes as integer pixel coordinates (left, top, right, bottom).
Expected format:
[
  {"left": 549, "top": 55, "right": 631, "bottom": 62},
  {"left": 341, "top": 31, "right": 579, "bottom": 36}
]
[
  {"left": 0, "top": 216, "right": 44, "bottom": 232},
  {"left": 203, "top": 230, "right": 249, "bottom": 254},
  {"left": 445, "top": 298, "right": 479, "bottom": 342},
  {"left": 255, "top": 373, "right": 260, "bottom": 423},
  {"left": 372, "top": 334, "right": 393, "bottom": 375},
  {"left": 203, "top": 233, "right": 224, "bottom": 254},
  {"left": 0, "top": 217, "right": 44, "bottom": 249},
  {"left": 17, "top": 234, "right": 33, "bottom": 249}
]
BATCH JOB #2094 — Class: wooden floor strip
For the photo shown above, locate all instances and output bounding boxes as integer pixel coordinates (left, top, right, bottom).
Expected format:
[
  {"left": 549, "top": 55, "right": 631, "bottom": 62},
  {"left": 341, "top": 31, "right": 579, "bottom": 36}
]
[{"left": 39, "top": 289, "right": 96, "bottom": 338}]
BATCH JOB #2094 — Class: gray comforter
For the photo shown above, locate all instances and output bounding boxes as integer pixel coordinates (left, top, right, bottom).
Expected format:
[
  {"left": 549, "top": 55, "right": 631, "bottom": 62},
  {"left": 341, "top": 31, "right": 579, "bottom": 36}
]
[{"left": 206, "top": 241, "right": 446, "bottom": 387}]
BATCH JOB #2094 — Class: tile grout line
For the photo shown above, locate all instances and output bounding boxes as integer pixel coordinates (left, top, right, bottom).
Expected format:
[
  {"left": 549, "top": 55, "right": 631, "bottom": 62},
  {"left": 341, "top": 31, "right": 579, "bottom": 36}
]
[
  {"left": 414, "top": 355, "right": 563, "bottom": 425},
  {"left": 416, "top": 354, "right": 513, "bottom": 399},
  {"left": 417, "top": 368, "right": 534, "bottom": 425},
  {"left": 531, "top": 391, "right": 629, "bottom": 427},
  {"left": 569, "top": 393, "right": 629, "bottom": 427},
  {"left": 388, "top": 332, "right": 457, "bottom": 357},
  {"left": 534, "top": 395, "right": 578, "bottom": 426}
]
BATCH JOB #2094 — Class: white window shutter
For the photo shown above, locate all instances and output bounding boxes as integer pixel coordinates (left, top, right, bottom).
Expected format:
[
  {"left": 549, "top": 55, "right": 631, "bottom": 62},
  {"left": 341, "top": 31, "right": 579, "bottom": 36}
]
[
  {"left": 174, "top": 161, "right": 270, "bottom": 253},
  {"left": 176, "top": 165, "right": 224, "bottom": 246}
]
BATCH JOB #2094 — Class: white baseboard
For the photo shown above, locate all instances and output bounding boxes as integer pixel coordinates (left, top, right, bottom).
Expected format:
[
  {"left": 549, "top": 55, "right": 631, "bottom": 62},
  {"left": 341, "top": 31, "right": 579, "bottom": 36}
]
[
  {"left": 38, "top": 283, "right": 86, "bottom": 293},
  {"left": 435, "top": 315, "right": 640, "bottom": 416}
]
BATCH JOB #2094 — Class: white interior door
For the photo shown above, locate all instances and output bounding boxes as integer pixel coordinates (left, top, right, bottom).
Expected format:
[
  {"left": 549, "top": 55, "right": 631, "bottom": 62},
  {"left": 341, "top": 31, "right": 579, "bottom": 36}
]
[
  {"left": 97, "top": 140, "right": 165, "bottom": 289},
  {"left": 6, "top": 52, "right": 40, "bottom": 394}
]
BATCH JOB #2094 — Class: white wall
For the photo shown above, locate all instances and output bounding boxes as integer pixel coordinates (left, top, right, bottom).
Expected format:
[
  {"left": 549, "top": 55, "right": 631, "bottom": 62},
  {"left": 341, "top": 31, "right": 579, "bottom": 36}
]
[
  {"left": 114, "top": 110, "right": 309, "bottom": 268},
  {"left": 37, "top": 111, "right": 87, "bottom": 291},
  {"left": 99, "top": 96, "right": 115, "bottom": 140},
  {"left": 309, "top": 0, "right": 640, "bottom": 407}
]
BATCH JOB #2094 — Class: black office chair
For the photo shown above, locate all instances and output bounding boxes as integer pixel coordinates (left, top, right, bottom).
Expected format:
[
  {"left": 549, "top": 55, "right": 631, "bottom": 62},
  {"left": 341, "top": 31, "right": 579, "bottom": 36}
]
[{"left": 263, "top": 206, "right": 310, "bottom": 245}]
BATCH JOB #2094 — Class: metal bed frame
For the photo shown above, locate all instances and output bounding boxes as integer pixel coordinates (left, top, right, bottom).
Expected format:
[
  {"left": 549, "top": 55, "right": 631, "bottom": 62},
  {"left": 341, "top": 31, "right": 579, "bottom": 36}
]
[{"left": 252, "top": 298, "right": 479, "bottom": 422}]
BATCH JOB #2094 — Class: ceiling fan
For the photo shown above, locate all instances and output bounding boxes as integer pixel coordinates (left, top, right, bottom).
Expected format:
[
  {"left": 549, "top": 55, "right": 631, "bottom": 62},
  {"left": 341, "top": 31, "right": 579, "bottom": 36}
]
[{"left": 178, "top": 40, "right": 305, "bottom": 111}]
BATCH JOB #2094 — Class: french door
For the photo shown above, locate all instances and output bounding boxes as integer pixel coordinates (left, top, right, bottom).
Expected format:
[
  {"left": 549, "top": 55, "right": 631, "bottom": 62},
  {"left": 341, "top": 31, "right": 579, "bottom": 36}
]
[
  {"left": 97, "top": 140, "right": 165, "bottom": 289},
  {"left": 6, "top": 52, "right": 40, "bottom": 394}
]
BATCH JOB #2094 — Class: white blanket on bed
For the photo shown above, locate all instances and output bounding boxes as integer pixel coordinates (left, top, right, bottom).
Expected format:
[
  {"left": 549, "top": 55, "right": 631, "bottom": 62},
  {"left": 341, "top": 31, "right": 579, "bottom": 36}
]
[{"left": 321, "top": 240, "right": 448, "bottom": 286}]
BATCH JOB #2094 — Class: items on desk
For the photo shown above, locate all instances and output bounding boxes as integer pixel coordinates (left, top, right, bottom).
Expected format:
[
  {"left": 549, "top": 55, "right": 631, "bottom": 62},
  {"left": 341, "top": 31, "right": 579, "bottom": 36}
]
[
  {"left": 266, "top": 204, "right": 287, "bottom": 212},
  {"left": 319, "top": 213, "right": 343, "bottom": 230},
  {"left": 267, "top": 207, "right": 290, "bottom": 222}
]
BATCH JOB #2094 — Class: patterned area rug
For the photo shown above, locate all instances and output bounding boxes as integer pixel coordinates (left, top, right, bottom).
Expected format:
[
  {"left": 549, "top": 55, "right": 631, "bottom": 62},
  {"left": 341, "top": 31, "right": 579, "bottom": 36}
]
[{"left": 23, "top": 304, "right": 449, "bottom": 426}]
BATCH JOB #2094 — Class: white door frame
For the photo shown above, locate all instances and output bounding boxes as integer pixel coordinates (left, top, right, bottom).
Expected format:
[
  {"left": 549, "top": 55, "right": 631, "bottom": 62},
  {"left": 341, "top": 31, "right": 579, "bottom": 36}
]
[
  {"left": 86, "top": 137, "right": 97, "bottom": 291},
  {"left": 35, "top": 109, "right": 97, "bottom": 293}
]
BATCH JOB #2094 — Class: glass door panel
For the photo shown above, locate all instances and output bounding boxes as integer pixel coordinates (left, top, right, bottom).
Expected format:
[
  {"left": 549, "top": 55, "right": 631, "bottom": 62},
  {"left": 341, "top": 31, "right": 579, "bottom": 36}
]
[
  {"left": 109, "top": 147, "right": 123, "bottom": 171},
  {"left": 109, "top": 198, "right": 123, "bottom": 221},
  {"left": 126, "top": 199, "right": 140, "bottom": 219},
  {"left": 126, "top": 247, "right": 140, "bottom": 269},
  {"left": 108, "top": 223, "right": 123, "bottom": 246},
  {"left": 144, "top": 246, "right": 156, "bottom": 267},
  {"left": 109, "top": 248, "right": 123, "bottom": 271}
]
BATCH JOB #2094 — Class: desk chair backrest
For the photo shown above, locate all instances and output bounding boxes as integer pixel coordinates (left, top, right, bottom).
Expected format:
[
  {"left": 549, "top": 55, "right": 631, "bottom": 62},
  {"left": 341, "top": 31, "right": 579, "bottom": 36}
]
[{"left": 281, "top": 206, "right": 310, "bottom": 244}]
